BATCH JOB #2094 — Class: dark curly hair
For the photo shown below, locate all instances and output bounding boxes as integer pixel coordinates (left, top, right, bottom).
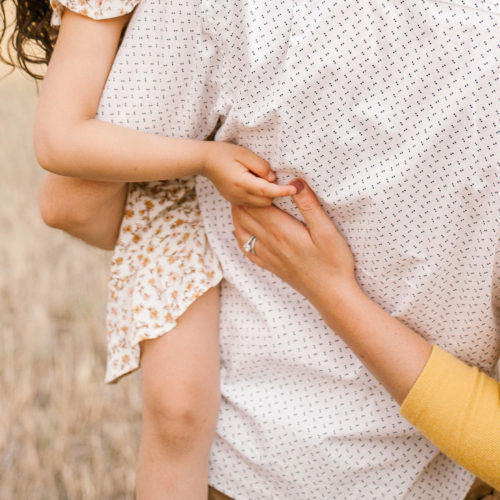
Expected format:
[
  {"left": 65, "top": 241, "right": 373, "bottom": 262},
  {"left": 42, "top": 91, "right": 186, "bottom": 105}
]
[{"left": 0, "top": 0, "right": 58, "bottom": 79}]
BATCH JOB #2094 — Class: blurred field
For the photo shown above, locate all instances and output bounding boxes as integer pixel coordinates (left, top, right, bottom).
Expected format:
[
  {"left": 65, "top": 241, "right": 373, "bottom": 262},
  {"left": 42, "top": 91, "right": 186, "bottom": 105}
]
[{"left": 0, "top": 70, "right": 141, "bottom": 499}]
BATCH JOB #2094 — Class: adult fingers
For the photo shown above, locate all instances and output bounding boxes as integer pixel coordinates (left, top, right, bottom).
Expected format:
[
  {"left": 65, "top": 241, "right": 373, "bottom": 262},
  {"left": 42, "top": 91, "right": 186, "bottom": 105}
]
[
  {"left": 233, "top": 224, "right": 258, "bottom": 256},
  {"left": 243, "top": 200, "right": 304, "bottom": 236},
  {"left": 288, "top": 179, "right": 338, "bottom": 243},
  {"left": 232, "top": 217, "right": 270, "bottom": 269},
  {"left": 234, "top": 203, "right": 309, "bottom": 259},
  {"left": 231, "top": 204, "right": 268, "bottom": 243}
]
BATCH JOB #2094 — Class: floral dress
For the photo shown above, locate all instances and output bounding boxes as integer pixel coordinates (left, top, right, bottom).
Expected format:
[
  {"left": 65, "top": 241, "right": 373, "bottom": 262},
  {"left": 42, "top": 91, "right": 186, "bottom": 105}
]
[
  {"left": 105, "top": 179, "right": 222, "bottom": 382},
  {"left": 50, "top": 0, "right": 223, "bottom": 383}
]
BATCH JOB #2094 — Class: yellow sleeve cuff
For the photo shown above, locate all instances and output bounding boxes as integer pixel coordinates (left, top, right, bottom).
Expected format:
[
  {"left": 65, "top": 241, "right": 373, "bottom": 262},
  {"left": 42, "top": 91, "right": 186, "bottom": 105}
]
[{"left": 400, "top": 345, "right": 500, "bottom": 490}]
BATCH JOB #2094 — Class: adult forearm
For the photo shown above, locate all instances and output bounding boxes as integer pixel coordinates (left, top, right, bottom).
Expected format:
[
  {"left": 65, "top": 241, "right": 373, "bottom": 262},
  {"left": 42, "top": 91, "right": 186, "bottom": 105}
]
[
  {"left": 232, "top": 181, "right": 433, "bottom": 404},
  {"left": 311, "top": 282, "right": 432, "bottom": 405},
  {"left": 39, "top": 173, "right": 127, "bottom": 250}
]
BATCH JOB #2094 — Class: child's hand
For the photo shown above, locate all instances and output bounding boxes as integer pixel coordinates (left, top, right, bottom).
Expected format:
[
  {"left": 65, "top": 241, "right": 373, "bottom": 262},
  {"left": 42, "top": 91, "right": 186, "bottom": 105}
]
[{"left": 201, "top": 142, "right": 296, "bottom": 206}]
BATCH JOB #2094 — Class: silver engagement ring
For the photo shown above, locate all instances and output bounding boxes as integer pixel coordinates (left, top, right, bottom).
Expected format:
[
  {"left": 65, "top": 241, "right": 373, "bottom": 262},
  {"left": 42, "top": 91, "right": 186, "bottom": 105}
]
[{"left": 243, "top": 235, "right": 257, "bottom": 255}]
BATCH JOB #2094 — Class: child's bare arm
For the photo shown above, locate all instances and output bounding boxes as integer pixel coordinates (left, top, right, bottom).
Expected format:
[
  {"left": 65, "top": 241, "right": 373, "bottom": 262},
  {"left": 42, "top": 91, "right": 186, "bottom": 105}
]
[
  {"left": 35, "top": 11, "right": 295, "bottom": 206},
  {"left": 34, "top": 10, "right": 206, "bottom": 182}
]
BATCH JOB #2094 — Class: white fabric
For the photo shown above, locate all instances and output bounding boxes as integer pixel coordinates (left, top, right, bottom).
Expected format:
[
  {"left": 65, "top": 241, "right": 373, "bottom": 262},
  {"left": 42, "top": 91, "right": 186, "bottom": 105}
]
[{"left": 96, "top": 0, "right": 500, "bottom": 497}]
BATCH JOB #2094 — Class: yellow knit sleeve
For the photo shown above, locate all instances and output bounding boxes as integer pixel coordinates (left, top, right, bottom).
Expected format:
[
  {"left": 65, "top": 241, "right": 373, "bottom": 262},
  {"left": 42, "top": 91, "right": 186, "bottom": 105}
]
[{"left": 400, "top": 345, "right": 500, "bottom": 490}]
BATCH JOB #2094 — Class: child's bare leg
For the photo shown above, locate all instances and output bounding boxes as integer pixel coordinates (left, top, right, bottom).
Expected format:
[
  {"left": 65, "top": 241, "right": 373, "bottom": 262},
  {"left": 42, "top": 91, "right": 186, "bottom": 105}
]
[{"left": 136, "top": 285, "right": 220, "bottom": 500}]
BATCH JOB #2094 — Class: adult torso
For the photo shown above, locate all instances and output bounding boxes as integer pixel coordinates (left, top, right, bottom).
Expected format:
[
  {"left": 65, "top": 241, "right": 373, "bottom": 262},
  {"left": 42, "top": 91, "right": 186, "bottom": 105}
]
[{"left": 196, "top": 0, "right": 499, "bottom": 498}]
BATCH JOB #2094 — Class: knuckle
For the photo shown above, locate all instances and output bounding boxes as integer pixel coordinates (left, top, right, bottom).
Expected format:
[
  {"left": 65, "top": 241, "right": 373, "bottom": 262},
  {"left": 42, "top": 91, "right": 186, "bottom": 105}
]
[
  {"left": 315, "top": 229, "right": 329, "bottom": 242},
  {"left": 297, "top": 197, "right": 316, "bottom": 212},
  {"left": 269, "top": 225, "right": 284, "bottom": 243}
]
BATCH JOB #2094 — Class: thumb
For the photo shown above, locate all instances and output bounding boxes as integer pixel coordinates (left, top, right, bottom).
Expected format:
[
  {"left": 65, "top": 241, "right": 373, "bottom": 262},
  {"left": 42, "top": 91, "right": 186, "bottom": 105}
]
[{"left": 288, "top": 179, "right": 333, "bottom": 237}]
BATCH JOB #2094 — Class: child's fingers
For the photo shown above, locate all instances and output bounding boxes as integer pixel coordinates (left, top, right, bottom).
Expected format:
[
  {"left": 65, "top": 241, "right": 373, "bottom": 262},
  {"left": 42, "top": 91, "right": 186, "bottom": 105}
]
[
  {"left": 241, "top": 175, "right": 297, "bottom": 198},
  {"left": 237, "top": 194, "right": 274, "bottom": 207},
  {"left": 236, "top": 150, "right": 276, "bottom": 182}
]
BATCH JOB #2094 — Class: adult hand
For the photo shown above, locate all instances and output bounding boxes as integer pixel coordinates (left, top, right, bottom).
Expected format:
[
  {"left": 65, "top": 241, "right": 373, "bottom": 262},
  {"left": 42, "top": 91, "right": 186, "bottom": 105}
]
[
  {"left": 233, "top": 180, "right": 433, "bottom": 406},
  {"left": 232, "top": 179, "right": 358, "bottom": 306}
]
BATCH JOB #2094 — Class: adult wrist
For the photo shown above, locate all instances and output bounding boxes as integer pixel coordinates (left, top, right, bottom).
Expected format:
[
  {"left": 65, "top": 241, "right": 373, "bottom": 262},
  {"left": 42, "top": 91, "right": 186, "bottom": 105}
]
[{"left": 309, "top": 276, "right": 368, "bottom": 333}]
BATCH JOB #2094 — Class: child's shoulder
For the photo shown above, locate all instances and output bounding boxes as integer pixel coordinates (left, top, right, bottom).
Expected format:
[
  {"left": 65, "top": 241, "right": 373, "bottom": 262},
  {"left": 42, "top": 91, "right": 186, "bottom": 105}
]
[{"left": 51, "top": 0, "right": 140, "bottom": 26}]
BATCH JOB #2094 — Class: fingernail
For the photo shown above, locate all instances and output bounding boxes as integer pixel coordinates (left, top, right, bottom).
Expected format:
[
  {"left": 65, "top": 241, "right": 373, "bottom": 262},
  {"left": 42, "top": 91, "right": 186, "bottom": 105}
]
[
  {"left": 289, "top": 179, "right": 304, "bottom": 194},
  {"left": 267, "top": 172, "right": 276, "bottom": 181}
]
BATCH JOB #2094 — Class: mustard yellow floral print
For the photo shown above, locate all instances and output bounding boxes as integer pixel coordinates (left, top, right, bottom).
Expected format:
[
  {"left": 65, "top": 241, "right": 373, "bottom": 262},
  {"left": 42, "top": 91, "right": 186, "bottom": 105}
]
[{"left": 105, "top": 178, "right": 222, "bottom": 383}]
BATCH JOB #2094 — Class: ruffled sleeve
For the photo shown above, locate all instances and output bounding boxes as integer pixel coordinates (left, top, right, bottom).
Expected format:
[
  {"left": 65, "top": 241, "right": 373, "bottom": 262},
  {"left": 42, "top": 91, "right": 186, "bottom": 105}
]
[{"left": 50, "top": 0, "right": 140, "bottom": 26}]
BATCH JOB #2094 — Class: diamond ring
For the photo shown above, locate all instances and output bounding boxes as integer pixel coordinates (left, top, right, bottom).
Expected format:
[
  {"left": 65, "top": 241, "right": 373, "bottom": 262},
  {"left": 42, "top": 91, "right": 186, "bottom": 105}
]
[{"left": 243, "top": 235, "right": 257, "bottom": 255}]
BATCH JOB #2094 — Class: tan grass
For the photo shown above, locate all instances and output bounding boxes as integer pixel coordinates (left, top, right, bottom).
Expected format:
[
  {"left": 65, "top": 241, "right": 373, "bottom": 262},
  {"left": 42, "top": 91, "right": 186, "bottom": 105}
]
[{"left": 0, "top": 70, "right": 141, "bottom": 499}]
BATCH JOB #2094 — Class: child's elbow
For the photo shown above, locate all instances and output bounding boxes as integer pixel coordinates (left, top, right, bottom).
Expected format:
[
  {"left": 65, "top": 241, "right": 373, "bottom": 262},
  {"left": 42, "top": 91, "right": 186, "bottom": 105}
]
[{"left": 34, "top": 121, "right": 64, "bottom": 174}]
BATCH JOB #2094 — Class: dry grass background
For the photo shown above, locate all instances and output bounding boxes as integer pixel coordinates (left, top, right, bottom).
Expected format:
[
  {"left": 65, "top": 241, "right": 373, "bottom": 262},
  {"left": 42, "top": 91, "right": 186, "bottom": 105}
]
[
  {"left": 0, "top": 70, "right": 141, "bottom": 499},
  {"left": 0, "top": 45, "right": 498, "bottom": 500}
]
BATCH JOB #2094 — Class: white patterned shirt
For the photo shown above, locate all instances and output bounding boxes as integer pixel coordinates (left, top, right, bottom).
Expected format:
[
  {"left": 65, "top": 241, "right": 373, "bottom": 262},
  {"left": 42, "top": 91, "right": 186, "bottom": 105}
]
[{"left": 96, "top": 0, "right": 499, "bottom": 497}]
